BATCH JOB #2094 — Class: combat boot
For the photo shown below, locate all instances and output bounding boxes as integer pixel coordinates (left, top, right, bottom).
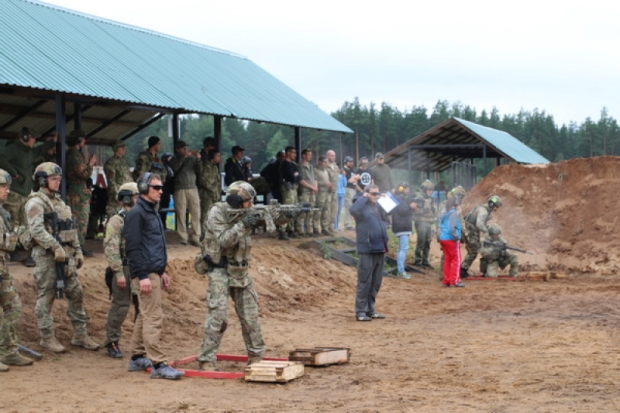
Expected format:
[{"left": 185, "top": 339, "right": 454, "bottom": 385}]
[
  {"left": 71, "top": 334, "right": 100, "bottom": 351},
  {"left": 40, "top": 336, "right": 66, "bottom": 353},
  {"left": 198, "top": 360, "right": 218, "bottom": 371},
  {"left": 0, "top": 361, "right": 9, "bottom": 372},
  {"left": 0, "top": 352, "right": 33, "bottom": 366},
  {"left": 247, "top": 356, "right": 263, "bottom": 366}
]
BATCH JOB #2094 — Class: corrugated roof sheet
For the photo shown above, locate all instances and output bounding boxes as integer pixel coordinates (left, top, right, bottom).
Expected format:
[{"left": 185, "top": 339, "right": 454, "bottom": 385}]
[
  {"left": 0, "top": 0, "right": 351, "bottom": 133},
  {"left": 383, "top": 117, "right": 549, "bottom": 172}
]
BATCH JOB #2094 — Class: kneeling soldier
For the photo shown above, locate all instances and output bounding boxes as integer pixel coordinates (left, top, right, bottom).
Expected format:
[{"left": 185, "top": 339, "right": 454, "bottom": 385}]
[
  {"left": 25, "top": 162, "right": 99, "bottom": 353},
  {"left": 0, "top": 169, "right": 33, "bottom": 370},
  {"left": 479, "top": 224, "right": 519, "bottom": 278}
]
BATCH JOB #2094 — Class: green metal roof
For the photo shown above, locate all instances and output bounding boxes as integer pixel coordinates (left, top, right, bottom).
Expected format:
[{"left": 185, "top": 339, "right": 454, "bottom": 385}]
[{"left": 0, "top": 0, "right": 352, "bottom": 133}]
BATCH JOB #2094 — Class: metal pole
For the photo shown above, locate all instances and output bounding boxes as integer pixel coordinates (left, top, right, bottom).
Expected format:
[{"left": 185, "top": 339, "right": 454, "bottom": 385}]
[
  {"left": 55, "top": 94, "right": 67, "bottom": 200},
  {"left": 294, "top": 126, "right": 302, "bottom": 163},
  {"left": 214, "top": 116, "right": 222, "bottom": 149},
  {"left": 172, "top": 113, "right": 180, "bottom": 148},
  {"left": 73, "top": 103, "right": 82, "bottom": 131}
]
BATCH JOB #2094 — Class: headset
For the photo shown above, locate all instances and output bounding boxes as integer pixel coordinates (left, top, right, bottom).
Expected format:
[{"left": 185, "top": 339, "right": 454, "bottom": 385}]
[
  {"left": 137, "top": 172, "right": 152, "bottom": 195},
  {"left": 118, "top": 190, "right": 135, "bottom": 206}
]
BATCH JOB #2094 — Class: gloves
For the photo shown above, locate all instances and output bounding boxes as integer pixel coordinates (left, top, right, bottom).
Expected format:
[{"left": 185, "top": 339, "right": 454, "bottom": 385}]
[
  {"left": 52, "top": 244, "right": 66, "bottom": 262},
  {"left": 75, "top": 250, "right": 84, "bottom": 269},
  {"left": 241, "top": 214, "right": 258, "bottom": 228}
]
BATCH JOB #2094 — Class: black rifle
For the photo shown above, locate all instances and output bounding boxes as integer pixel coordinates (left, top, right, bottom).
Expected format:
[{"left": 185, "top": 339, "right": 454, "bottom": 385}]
[
  {"left": 18, "top": 344, "right": 42, "bottom": 361},
  {"left": 482, "top": 240, "right": 533, "bottom": 255},
  {"left": 45, "top": 212, "right": 68, "bottom": 299}
]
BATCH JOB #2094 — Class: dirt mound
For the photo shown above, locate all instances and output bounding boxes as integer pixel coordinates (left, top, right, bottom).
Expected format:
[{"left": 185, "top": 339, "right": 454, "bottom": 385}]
[{"left": 462, "top": 156, "right": 620, "bottom": 274}]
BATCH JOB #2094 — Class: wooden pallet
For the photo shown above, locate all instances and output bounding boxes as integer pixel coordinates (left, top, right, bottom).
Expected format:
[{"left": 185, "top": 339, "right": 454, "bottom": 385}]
[
  {"left": 288, "top": 347, "right": 351, "bottom": 366},
  {"left": 244, "top": 360, "right": 304, "bottom": 383}
]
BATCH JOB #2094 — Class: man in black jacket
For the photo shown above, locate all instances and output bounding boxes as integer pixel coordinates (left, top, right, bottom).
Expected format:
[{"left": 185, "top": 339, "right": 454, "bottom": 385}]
[
  {"left": 224, "top": 145, "right": 246, "bottom": 186},
  {"left": 123, "top": 173, "right": 183, "bottom": 380},
  {"left": 349, "top": 184, "right": 389, "bottom": 322}
]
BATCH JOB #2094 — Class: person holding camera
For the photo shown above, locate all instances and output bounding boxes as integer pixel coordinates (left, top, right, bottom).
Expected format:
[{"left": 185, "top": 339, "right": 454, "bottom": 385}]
[{"left": 169, "top": 140, "right": 202, "bottom": 246}]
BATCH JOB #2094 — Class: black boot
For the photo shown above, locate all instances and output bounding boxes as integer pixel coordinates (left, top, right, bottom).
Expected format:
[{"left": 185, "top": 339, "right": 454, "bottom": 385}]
[
  {"left": 278, "top": 230, "right": 289, "bottom": 241},
  {"left": 24, "top": 251, "right": 35, "bottom": 268},
  {"left": 82, "top": 248, "right": 94, "bottom": 257},
  {"left": 460, "top": 267, "right": 469, "bottom": 279}
]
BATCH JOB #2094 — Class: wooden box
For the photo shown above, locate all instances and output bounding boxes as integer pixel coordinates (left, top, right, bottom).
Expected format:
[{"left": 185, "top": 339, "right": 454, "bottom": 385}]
[
  {"left": 288, "top": 347, "right": 351, "bottom": 366},
  {"left": 244, "top": 360, "right": 304, "bottom": 383}
]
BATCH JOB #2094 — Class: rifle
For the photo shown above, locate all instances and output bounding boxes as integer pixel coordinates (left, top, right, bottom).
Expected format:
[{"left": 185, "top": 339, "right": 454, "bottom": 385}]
[
  {"left": 18, "top": 344, "right": 42, "bottom": 361},
  {"left": 44, "top": 211, "right": 68, "bottom": 299},
  {"left": 226, "top": 200, "right": 321, "bottom": 233},
  {"left": 482, "top": 240, "right": 533, "bottom": 255}
]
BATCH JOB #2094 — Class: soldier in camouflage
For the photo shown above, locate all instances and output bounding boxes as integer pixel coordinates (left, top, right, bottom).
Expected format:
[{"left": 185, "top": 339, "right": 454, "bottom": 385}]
[
  {"left": 479, "top": 224, "right": 518, "bottom": 277},
  {"left": 196, "top": 181, "right": 265, "bottom": 371},
  {"left": 460, "top": 195, "right": 503, "bottom": 278},
  {"left": 325, "top": 150, "right": 339, "bottom": 232},
  {"left": 314, "top": 155, "right": 332, "bottom": 235},
  {"left": 296, "top": 149, "right": 318, "bottom": 237},
  {"left": 103, "top": 182, "right": 139, "bottom": 359},
  {"left": 104, "top": 141, "right": 132, "bottom": 218},
  {"left": 198, "top": 147, "right": 221, "bottom": 238},
  {"left": 65, "top": 130, "right": 96, "bottom": 253},
  {"left": 413, "top": 180, "right": 436, "bottom": 268},
  {"left": 25, "top": 162, "right": 100, "bottom": 353},
  {"left": 0, "top": 169, "right": 34, "bottom": 371},
  {"left": 31, "top": 132, "right": 58, "bottom": 168},
  {"left": 133, "top": 136, "right": 167, "bottom": 184}
]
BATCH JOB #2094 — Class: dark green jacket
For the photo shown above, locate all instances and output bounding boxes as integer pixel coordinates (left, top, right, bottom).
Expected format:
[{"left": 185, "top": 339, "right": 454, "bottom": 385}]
[{"left": 0, "top": 139, "right": 56, "bottom": 196}]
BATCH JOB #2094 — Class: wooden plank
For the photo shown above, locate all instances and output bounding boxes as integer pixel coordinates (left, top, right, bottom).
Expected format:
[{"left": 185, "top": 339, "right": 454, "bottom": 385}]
[
  {"left": 245, "top": 361, "right": 304, "bottom": 383},
  {"left": 288, "top": 347, "right": 351, "bottom": 366}
]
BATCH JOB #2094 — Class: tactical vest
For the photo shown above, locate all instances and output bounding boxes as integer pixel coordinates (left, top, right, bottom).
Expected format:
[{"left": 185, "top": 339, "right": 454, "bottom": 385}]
[
  {"left": 28, "top": 192, "right": 77, "bottom": 245},
  {"left": 465, "top": 205, "right": 490, "bottom": 229}
]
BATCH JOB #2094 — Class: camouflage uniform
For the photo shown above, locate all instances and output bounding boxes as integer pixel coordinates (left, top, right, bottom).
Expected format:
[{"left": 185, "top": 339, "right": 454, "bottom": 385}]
[
  {"left": 479, "top": 234, "right": 519, "bottom": 277},
  {"left": 198, "top": 160, "right": 221, "bottom": 236},
  {"left": 280, "top": 160, "right": 299, "bottom": 234},
  {"left": 25, "top": 190, "right": 90, "bottom": 341},
  {"left": 326, "top": 161, "right": 339, "bottom": 230},
  {"left": 133, "top": 151, "right": 167, "bottom": 183},
  {"left": 104, "top": 155, "right": 131, "bottom": 217},
  {"left": 314, "top": 165, "right": 331, "bottom": 234},
  {"left": 196, "top": 200, "right": 265, "bottom": 366},
  {"left": 461, "top": 204, "right": 493, "bottom": 272},
  {"left": 296, "top": 162, "right": 317, "bottom": 235},
  {"left": 413, "top": 191, "right": 436, "bottom": 266},
  {"left": 0, "top": 205, "right": 22, "bottom": 361},
  {"left": 66, "top": 147, "right": 92, "bottom": 246},
  {"left": 103, "top": 210, "right": 131, "bottom": 347}
]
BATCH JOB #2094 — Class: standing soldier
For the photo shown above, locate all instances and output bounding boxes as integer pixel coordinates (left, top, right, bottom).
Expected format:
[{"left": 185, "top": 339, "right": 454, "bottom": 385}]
[
  {"left": 196, "top": 181, "right": 265, "bottom": 370},
  {"left": 314, "top": 155, "right": 332, "bottom": 236},
  {"left": 198, "top": 148, "right": 221, "bottom": 237},
  {"left": 169, "top": 140, "right": 202, "bottom": 246},
  {"left": 103, "top": 182, "right": 140, "bottom": 359},
  {"left": 325, "top": 150, "right": 339, "bottom": 233},
  {"left": 133, "top": 136, "right": 167, "bottom": 184},
  {"left": 279, "top": 146, "right": 299, "bottom": 240},
  {"left": 296, "top": 149, "right": 318, "bottom": 237},
  {"left": 32, "top": 132, "right": 58, "bottom": 168},
  {"left": 66, "top": 129, "right": 96, "bottom": 256},
  {"left": 0, "top": 127, "right": 56, "bottom": 266},
  {"left": 0, "top": 169, "right": 33, "bottom": 371},
  {"left": 25, "top": 162, "right": 99, "bottom": 353},
  {"left": 413, "top": 180, "right": 436, "bottom": 268},
  {"left": 104, "top": 141, "right": 132, "bottom": 218},
  {"left": 460, "top": 195, "right": 503, "bottom": 278}
]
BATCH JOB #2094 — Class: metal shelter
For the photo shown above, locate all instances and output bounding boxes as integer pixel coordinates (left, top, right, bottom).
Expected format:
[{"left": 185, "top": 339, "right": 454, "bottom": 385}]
[
  {"left": 0, "top": 0, "right": 352, "bottom": 194},
  {"left": 382, "top": 117, "right": 549, "bottom": 186}
]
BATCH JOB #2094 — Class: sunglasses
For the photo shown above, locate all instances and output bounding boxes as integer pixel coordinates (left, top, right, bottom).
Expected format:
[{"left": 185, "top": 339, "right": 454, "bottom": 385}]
[
  {"left": 369, "top": 192, "right": 380, "bottom": 196},
  {"left": 149, "top": 185, "right": 164, "bottom": 191}
]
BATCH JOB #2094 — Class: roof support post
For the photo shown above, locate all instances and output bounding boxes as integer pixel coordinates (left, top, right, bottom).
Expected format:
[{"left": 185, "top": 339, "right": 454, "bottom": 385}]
[
  {"left": 483, "top": 145, "right": 488, "bottom": 175},
  {"left": 55, "top": 94, "right": 67, "bottom": 200},
  {"left": 294, "top": 127, "right": 301, "bottom": 163},
  {"left": 171, "top": 113, "right": 180, "bottom": 148},
  {"left": 214, "top": 116, "right": 222, "bottom": 149},
  {"left": 73, "top": 103, "right": 82, "bottom": 131}
]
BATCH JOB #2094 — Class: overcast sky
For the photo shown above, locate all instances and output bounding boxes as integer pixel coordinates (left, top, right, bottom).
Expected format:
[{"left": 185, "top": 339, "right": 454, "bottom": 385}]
[{"left": 42, "top": 0, "right": 619, "bottom": 126}]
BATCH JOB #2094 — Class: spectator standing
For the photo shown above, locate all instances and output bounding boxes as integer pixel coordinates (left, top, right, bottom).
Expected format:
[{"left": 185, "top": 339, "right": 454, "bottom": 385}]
[
  {"left": 413, "top": 180, "right": 436, "bottom": 268},
  {"left": 123, "top": 173, "right": 183, "bottom": 380},
  {"left": 133, "top": 136, "right": 167, "bottom": 183},
  {"left": 391, "top": 182, "right": 417, "bottom": 279},
  {"left": 296, "top": 149, "right": 318, "bottom": 237},
  {"left": 198, "top": 148, "right": 221, "bottom": 237},
  {"left": 438, "top": 195, "right": 464, "bottom": 287},
  {"left": 158, "top": 153, "right": 174, "bottom": 229},
  {"left": 325, "top": 150, "right": 339, "bottom": 232},
  {"left": 260, "top": 151, "right": 284, "bottom": 203},
  {"left": 370, "top": 153, "right": 393, "bottom": 193},
  {"left": 279, "top": 146, "right": 299, "bottom": 240},
  {"left": 349, "top": 184, "right": 388, "bottom": 322},
  {"left": 335, "top": 168, "right": 346, "bottom": 231},
  {"left": 169, "top": 141, "right": 202, "bottom": 246},
  {"left": 224, "top": 145, "right": 245, "bottom": 186},
  {"left": 342, "top": 156, "right": 359, "bottom": 230},
  {"left": 104, "top": 141, "right": 132, "bottom": 218},
  {"left": 66, "top": 129, "right": 96, "bottom": 256},
  {"left": 314, "top": 155, "right": 332, "bottom": 235}
]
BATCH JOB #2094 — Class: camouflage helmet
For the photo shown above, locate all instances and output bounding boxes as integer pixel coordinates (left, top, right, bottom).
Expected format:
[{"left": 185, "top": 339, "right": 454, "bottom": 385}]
[
  {"left": 226, "top": 181, "right": 256, "bottom": 202},
  {"left": 0, "top": 169, "right": 12, "bottom": 185},
  {"left": 117, "top": 182, "right": 139, "bottom": 200},
  {"left": 420, "top": 179, "right": 435, "bottom": 191},
  {"left": 33, "top": 162, "right": 62, "bottom": 180},
  {"left": 488, "top": 223, "right": 502, "bottom": 235},
  {"left": 449, "top": 185, "right": 466, "bottom": 198},
  {"left": 488, "top": 195, "right": 502, "bottom": 209}
]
